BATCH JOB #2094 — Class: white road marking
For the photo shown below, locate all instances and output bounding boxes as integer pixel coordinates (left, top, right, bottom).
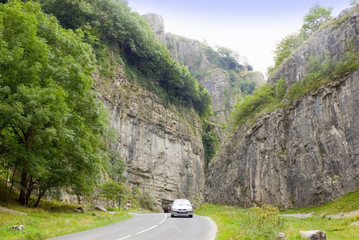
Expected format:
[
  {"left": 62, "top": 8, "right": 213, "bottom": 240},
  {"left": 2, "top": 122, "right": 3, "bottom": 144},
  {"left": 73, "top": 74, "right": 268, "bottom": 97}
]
[
  {"left": 117, "top": 214, "right": 168, "bottom": 240},
  {"left": 135, "top": 224, "right": 158, "bottom": 234},
  {"left": 158, "top": 213, "right": 167, "bottom": 224},
  {"left": 117, "top": 235, "right": 132, "bottom": 240}
]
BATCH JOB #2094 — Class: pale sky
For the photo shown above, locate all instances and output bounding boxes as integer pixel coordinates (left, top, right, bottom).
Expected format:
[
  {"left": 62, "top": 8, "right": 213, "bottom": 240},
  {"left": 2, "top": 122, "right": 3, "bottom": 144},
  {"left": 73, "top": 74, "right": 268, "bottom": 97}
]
[{"left": 128, "top": 0, "right": 351, "bottom": 75}]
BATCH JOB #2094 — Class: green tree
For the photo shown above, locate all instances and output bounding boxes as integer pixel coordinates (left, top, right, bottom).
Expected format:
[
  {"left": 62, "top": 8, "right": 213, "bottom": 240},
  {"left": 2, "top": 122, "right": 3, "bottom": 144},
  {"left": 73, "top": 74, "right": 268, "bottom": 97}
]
[
  {"left": 300, "top": 4, "right": 332, "bottom": 38},
  {"left": 0, "top": 0, "right": 108, "bottom": 206},
  {"left": 99, "top": 180, "right": 130, "bottom": 206},
  {"left": 269, "top": 4, "right": 332, "bottom": 75},
  {"left": 273, "top": 33, "right": 303, "bottom": 68},
  {"left": 107, "top": 150, "right": 126, "bottom": 183}
]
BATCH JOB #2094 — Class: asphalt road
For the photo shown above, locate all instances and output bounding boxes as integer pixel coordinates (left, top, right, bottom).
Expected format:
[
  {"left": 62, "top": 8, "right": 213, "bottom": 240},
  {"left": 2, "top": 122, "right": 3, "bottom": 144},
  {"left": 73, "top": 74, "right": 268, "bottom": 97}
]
[{"left": 48, "top": 213, "right": 217, "bottom": 240}]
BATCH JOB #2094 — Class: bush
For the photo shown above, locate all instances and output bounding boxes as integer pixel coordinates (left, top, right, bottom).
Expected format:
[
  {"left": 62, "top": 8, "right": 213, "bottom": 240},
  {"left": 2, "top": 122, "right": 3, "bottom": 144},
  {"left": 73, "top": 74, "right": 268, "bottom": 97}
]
[
  {"left": 240, "top": 205, "right": 286, "bottom": 240},
  {"left": 138, "top": 192, "right": 154, "bottom": 211}
]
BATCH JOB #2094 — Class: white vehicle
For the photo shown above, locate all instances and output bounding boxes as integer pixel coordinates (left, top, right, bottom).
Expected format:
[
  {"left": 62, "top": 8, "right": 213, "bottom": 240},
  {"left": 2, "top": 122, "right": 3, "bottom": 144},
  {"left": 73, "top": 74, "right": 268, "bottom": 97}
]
[{"left": 170, "top": 199, "right": 193, "bottom": 218}]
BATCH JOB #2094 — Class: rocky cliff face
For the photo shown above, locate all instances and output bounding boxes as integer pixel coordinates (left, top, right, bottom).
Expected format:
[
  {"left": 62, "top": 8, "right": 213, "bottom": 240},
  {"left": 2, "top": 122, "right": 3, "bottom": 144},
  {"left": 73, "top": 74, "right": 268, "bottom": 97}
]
[
  {"left": 269, "top": 6, "right": 359, "bottom": 86},
  {"left": 143, "top": 13, "right": 264, "bottom": 118},
  {"left": 94, "top": 66, "right": 205, "bottom": 209},
  {"left": 206, "top": 6, "right": 359, "bottom": 208}
]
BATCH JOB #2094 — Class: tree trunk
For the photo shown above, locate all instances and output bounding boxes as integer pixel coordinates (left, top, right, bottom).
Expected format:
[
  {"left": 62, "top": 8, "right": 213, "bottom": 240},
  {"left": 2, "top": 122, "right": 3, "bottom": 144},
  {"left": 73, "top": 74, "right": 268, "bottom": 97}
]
[
  {"left": 18, "top": 170, "right": 28, "bottom": 205},
  {"left": 34, "top": 190, "right": 45, "bottom": 208},
  {"left": 7, "top": 164, "right": 17, "bottom": 202},
  {"left": 5, "top": 164, "right": 9, "bottom": 189}
]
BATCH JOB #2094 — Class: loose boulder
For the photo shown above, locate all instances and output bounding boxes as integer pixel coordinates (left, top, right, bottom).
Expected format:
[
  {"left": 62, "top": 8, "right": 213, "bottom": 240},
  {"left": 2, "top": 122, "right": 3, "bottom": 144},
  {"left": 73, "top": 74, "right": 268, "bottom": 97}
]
[
  {"left": 77, "top": 206, "right": 86, "bottom": 213},
  {"left": 276, "top": 232, "right": 288, "bottom": 240},
  {"left": 300, "top": 230, "right": 326, "bottom": 240},
  {"left": 8, "top": 225, "right": 24, "bottom": 231},
  {"left": 94, "top": 205, "right": 107, "bottom": 212}
]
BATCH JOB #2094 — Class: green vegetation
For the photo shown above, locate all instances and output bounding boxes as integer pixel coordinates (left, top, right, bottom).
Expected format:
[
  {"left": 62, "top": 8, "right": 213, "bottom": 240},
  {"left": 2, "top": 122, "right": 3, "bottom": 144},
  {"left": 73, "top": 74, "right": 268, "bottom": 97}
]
[
  {"left": 0, "top": 0, "right": 213, "bottom": 209},
  {"left": 283, "top": 191, "right": 359, "bottom": 217},
  {"left": 196, "top": 204, "right": 286, "bottom": 240},
  {"left": 197, "top": 191, "right": 359, "bottom": 240},
  {"left": 285, "top": 39, "right": 359, "bottom": 102},
  {"left": 230, "top": 79, "right": 286, "bottom": 129},
  {"left": 300, "top": 4, "right": 332, "bottom": 38},
  {"left": 99, "top": 180, "right": 130, "bottom": 207},
  {"left": 284, "top": 190, "right": 359, "bottom": 240},
  {"left": 202, "top": 122, "right": 220, "bottom": 170},
  {"left": 268, "top": 4, "right": 333, "bottom": 74},
  {"left": 232, "top": 30, "right": 359, "bottom": 132},
  {"left": 0, "top": 0, "right": 112, "bottom": 206},
  {"left": 0, "top": 180, "right": 132, "bottom": 240},
  {"left": 0, "top": 203, "right": 132, "bottom": 240},
  {"left": 36, "top": 0, "right": 212, "bottom": 118},
  {"left": 231, "top": 71, "right": 260, "bottom": 95}
]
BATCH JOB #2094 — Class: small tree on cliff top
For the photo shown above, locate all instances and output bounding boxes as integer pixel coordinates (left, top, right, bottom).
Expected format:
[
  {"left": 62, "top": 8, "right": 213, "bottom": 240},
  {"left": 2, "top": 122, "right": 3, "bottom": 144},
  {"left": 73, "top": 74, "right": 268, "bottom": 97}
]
[{"left": 300, "top": 4, "right": 332, "bottom": 38}]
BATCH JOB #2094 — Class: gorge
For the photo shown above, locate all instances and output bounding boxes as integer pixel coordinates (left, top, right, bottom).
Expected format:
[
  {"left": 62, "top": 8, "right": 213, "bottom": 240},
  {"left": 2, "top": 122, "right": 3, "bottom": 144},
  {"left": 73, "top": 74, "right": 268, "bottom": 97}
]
[{"left": 98, "top": 5, "right": 359, "bottom": 209}]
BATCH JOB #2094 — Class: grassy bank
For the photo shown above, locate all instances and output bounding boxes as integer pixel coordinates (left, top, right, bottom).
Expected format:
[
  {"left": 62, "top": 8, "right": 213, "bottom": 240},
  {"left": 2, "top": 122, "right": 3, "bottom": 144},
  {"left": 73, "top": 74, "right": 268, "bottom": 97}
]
[
  {"left": 0, "top": 201, "right": 132, "bottom": 240},
  {"left": 196, "top": 204, "right": 286, "bottom": 240},
  {"left": 197, "top": 191, "right": 359, "bottom": 240},
  {"left": 283, "top": 191, "right": 359, "bottom": 239}
]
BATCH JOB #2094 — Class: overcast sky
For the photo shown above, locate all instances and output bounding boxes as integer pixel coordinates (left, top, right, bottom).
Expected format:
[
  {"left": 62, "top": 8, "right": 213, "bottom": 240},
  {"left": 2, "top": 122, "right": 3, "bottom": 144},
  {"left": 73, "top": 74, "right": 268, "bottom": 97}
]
[{"left": 128, "top": 0, "right": 351, "bottom": 75}]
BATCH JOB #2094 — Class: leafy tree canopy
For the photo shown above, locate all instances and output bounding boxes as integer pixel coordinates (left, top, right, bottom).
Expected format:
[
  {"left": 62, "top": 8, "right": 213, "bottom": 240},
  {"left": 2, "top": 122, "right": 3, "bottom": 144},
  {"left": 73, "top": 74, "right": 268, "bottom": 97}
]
[
  {"left": 0, "top": 0, "right": 108, "bottom": 206},
  {"left": 300, "top": 4, "right": 332, "bottom": 38}
]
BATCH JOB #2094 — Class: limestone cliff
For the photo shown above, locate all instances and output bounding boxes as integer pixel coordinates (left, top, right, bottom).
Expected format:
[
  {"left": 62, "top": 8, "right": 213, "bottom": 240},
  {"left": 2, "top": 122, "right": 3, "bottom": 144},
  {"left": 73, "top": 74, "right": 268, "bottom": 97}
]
[
  {"left": 94, "top": 66, "right": 205, "bottom": 209},
  {"left": 206, "top": 6, "right": 359, "bottom": 208},
  {"left": 143, "top": 13, "right": 264, "bottom": 119},
  {"left": 269, "top": 6, "right": 359, "bottom": 86}
]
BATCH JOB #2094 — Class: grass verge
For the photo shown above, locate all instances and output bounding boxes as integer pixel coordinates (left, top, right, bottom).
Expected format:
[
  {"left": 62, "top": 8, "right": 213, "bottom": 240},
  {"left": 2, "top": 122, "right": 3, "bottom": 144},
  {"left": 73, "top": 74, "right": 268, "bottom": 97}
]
[
  {"left": 196, "top": 204, "right": 286, "bottom": 240},
  {"left": 197, "top": 191, "right": 359, "bottom": 240},
  {"left": 0, "top": 201, "right": 132, "bottom": 240}
]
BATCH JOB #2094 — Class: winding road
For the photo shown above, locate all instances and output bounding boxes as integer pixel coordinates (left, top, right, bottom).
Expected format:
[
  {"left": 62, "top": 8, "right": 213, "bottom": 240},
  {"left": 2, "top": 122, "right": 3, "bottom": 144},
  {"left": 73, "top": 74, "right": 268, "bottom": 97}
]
[{"left": 48, "top": 213, "right": 217, "bottom": 240}]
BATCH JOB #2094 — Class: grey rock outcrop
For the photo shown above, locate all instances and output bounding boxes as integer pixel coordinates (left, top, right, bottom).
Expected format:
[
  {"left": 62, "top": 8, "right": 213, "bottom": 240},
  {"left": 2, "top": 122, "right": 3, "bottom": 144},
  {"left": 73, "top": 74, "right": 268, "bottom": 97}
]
[
  {"left": 165, "top": 33, "right": 212, "bottom": 73},
  {"left": 142, "top": 13, "right": 166, "bottom": 43},
  {"left": 269, "top": 6, "right": 359, "bottom": 86},
  {"left": 206, "top": 6, "right": 359, "bottom": 208},
  {"left": 8, "top": 225, "right": 24, "bottom": 231},
  {"left": 206, "top": 68, "right": 359, "bottom": 208},
  {"left": 300, "top": 230, "right": 326, "bottom": 240},
  {"left": 276, "top": 232, "right": 288, "bottom": 240},
  {"left": 94, "top": 205, "right": 107, "bottom": 212},
  {"left": 199, "top": 69, "right": 231, "bottom": 113},
  {"left": 95, "top": 66, "right": 205, "bottom": 208}
]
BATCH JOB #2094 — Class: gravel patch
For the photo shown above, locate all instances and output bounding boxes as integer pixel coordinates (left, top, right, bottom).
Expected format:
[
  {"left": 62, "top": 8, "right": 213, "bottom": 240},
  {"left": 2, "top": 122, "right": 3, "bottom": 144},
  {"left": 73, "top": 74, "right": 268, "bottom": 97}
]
[{"left": 280, "top": 212, "right": 314, "bottom": 218}]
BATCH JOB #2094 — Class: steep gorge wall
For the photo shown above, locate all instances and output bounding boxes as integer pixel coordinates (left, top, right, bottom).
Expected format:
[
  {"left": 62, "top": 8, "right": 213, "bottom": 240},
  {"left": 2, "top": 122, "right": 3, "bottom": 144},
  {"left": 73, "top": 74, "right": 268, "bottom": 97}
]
[
  {"left": 94, "top": 67, "right": 205, "bottom": 208},
  {"left": 143, "top": 13, "right": 264, "bottom": 116},
  {"left": 206, "top": 6, "right": 359, "bottom": 208}
]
